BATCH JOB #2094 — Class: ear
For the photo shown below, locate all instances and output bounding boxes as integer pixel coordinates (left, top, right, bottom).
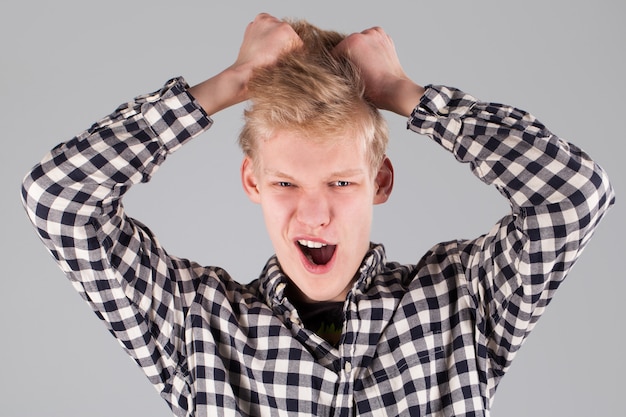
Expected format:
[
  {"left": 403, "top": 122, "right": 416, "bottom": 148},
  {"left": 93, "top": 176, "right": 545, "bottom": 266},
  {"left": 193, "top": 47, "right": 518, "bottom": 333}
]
[
  {"left": 373, "top": 156, "right": 394, "bottom": 205},
  {"left": 241, "top": 156, "right": 261, "bottom": 204}
]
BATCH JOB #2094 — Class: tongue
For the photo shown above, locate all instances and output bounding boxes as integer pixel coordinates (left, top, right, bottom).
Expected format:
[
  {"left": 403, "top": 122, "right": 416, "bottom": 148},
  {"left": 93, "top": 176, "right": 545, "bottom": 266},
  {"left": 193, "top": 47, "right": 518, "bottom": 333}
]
[{"left": 308, "top": 245, "right": 336, "bottom": 265}]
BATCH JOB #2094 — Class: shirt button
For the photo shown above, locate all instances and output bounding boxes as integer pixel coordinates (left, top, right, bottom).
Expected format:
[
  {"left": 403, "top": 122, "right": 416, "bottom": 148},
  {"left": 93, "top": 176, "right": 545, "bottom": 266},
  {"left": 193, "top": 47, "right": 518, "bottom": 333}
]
[{"left": 344, "top": 361, "right": 352, "bottom": 374}]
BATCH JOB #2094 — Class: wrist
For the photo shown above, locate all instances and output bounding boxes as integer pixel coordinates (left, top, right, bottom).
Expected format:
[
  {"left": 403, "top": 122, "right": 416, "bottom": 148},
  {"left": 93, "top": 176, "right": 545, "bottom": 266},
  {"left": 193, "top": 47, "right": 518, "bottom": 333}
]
[
  {"left": 189, "top": 65, "right": 251, "bottom": 116},
  {"left": 383, "top": 78, "right": 425, "bottom": 117}
]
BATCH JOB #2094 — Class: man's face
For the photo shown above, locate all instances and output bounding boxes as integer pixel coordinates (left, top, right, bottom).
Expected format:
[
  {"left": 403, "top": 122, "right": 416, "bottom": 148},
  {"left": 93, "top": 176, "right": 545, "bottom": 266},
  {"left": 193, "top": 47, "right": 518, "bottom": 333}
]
[{"left": 242, "top": 129, "right": 392, "bottom": 302}]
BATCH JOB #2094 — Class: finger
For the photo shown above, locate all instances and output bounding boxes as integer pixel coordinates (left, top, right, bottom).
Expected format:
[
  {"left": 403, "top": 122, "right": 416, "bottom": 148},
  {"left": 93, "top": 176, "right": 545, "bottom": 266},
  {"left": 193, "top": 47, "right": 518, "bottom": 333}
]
[
  {"left": 360, "top": 26, "right": 394, "bottom": 46},
  {"left": 361, "top": 26, "right": 384, "bottom": 35},
  {"left": 253, "top": 12, "right": 279, "bottom": 23}
]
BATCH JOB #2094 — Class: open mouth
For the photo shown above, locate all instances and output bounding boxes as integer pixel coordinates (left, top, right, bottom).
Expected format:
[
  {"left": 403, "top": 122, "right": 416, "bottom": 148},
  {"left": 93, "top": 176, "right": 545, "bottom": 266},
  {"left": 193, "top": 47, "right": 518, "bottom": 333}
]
[{"left": 297, "top": 240, "right": 337, "bottom": 266}]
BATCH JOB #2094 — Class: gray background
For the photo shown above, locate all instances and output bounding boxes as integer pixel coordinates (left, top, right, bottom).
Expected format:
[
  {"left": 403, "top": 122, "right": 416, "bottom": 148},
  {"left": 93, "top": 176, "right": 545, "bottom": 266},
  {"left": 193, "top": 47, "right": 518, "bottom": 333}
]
[{"left": 1, "top": 0, "right": 623, "bottom": 416}]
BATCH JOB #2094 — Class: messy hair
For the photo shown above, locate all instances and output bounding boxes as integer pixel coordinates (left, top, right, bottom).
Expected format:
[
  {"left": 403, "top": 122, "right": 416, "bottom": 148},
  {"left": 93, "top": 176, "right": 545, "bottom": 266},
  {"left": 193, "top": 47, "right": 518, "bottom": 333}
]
[{"left": 238, "top": 19, "right": 389, "bottom": 172}]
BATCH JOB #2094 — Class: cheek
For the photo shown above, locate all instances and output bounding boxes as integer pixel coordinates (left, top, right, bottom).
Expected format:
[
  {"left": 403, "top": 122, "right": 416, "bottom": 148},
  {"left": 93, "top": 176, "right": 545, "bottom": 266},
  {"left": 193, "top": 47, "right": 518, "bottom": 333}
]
[
  {"left": 337, "top": 192, "right": 374, "bottom": 217},
  {"left": 334, "top": 196, "right": 374, "bottom": 237},
  {"left": 260, "top": 197, "right": 295, "bottom": 235}
]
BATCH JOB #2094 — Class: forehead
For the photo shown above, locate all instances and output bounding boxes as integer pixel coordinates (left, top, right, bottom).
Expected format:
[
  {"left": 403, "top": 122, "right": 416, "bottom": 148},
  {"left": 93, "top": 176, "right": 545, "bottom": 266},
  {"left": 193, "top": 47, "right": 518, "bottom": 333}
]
[{"left": 255, "top": 129, "right": 370, "bottom": 175}]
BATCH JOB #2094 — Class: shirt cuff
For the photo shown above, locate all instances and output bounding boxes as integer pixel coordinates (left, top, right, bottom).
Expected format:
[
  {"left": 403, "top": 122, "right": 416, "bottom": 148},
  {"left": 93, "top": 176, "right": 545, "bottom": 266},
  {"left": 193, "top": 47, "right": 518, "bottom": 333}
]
[
  {"left": 407, "top": 85, "right": 478, "bottom": 152},
  {"left": 141, "top": 77, "right": 213, "bottom": 153}
]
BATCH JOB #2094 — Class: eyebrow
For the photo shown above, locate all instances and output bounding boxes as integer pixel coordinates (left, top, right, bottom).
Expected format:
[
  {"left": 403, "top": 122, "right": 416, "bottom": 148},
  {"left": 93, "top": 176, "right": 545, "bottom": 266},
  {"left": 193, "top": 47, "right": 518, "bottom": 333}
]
[{"left": 264, "top": 169, "right": 366, "bottom": 180}]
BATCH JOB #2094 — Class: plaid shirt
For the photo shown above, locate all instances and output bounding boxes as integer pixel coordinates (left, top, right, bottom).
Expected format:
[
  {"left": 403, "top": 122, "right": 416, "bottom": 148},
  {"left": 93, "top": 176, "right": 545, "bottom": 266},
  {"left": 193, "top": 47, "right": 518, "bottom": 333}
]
[{"left": 22, "top": 77, "right": 614, "bottom": 416}]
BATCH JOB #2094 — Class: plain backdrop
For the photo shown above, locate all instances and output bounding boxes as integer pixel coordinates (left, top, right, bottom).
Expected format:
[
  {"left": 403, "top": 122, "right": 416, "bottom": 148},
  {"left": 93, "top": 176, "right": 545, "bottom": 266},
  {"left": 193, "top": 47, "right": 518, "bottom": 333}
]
[{"left": 1, "top": 1, "right": 623, "bottom": 416}]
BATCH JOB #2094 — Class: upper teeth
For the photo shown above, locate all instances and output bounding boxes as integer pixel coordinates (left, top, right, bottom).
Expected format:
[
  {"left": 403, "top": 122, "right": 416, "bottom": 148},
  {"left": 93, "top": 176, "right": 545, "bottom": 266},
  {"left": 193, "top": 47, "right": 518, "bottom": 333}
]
[{"left": 298, "top": 240, "right": 327, "bottom": 249}]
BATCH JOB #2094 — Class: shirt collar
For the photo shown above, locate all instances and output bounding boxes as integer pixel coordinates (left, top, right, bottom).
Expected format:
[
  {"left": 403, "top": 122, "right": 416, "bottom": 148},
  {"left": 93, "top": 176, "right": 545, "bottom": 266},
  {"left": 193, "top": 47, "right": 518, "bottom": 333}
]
[{"left": 353, "top": 243, "right": 386, "bottom": 295}]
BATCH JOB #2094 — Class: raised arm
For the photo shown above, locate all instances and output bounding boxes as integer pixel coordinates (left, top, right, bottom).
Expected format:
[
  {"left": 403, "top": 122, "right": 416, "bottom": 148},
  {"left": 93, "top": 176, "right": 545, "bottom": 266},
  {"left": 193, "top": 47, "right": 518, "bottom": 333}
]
[
  {"left": 21, "top": 12, "right": 302, "bottom": 403},
  {"left": 410, "top": 85, "right": 613, "bottom": 392},
  {"left": 335, "top": 25, "right": 615, "bottom": 397}
]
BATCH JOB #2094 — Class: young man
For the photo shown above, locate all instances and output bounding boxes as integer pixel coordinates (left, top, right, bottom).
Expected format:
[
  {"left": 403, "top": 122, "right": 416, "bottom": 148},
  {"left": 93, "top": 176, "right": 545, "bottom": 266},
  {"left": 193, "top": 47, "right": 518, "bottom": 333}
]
[{"left": 22, "top": 13, "right": 614, "bottom": 417}]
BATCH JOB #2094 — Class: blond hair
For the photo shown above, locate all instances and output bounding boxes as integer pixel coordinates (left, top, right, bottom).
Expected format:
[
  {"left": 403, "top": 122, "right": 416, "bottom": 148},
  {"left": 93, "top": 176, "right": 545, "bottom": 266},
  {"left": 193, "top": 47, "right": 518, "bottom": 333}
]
[{"left": 238, "top": 19, "right": 389, "bottom": 172}]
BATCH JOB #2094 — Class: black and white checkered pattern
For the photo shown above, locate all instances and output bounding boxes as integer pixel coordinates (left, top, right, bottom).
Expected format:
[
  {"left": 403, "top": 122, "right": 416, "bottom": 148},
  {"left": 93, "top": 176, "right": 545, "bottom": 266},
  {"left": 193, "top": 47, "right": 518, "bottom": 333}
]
[{"left": 22, "top": 77, "right": 614, "bottom": 416}]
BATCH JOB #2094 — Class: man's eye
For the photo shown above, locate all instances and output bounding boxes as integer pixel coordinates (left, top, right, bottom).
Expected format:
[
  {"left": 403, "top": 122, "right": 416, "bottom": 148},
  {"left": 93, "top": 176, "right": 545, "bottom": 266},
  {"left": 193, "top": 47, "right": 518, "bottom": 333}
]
[
  {"left": 334, "top": 181, "right": 351, "bottom": 187},
  {"left": 278, "top": 182, "right": 292, "bottom": 187}
]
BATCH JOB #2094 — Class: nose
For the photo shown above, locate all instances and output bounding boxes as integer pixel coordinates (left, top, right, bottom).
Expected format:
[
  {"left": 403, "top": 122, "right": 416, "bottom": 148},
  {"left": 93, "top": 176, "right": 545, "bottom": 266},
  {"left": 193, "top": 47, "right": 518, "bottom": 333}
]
[{"left": 296, "top": 191, "right": 330, "bottom": 229}]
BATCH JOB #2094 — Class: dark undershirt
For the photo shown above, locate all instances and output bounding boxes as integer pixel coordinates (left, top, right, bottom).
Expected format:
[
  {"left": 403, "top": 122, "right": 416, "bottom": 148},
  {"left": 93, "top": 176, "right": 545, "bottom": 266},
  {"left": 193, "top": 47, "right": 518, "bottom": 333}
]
[{"left": 292, "top": 299, "right": 345, "bottom": 347}]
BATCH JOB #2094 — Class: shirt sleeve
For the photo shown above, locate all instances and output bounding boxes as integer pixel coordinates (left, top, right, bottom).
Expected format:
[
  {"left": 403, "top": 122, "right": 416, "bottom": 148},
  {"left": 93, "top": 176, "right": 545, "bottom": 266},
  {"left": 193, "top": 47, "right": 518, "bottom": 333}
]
[
  {"left": 407, "top": 85, "right": 615, "bottom": 394},
  {"left": 21, "top": 77, "right": 212, "bottom": 399}
]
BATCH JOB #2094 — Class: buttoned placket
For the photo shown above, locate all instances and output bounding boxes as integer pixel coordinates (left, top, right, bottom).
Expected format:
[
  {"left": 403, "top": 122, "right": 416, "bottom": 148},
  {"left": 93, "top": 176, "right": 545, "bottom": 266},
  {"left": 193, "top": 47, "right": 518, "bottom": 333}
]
[{"left": 327, "top": 288, "right": 360, "bottom": 417}]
